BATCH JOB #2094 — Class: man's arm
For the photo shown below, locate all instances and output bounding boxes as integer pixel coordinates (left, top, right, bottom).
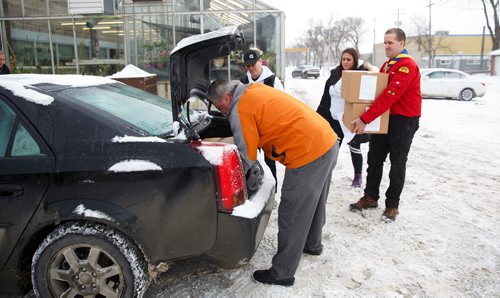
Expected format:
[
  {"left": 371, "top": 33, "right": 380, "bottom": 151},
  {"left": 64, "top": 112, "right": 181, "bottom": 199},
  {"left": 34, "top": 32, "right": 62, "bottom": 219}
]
[{"left": 360, "top": 60, "right": 418, "bottom": 124}]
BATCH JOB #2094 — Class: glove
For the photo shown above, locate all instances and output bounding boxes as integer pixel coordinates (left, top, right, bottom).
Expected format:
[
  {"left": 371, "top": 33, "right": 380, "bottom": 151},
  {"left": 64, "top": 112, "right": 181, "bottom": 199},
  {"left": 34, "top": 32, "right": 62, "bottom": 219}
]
[{"left": 245, "top": 161, "right": 264, "bottom": 194}]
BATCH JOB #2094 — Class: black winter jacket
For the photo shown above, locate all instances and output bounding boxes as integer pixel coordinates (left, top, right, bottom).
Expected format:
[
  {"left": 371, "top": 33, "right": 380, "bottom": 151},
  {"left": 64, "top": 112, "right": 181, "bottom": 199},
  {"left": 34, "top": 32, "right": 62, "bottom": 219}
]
[
  {"left": 0, "top": 64, "right": 10, "bottom": 75},
  {"left": 316, "top": 63, "right": 370, "bottom": 129}
]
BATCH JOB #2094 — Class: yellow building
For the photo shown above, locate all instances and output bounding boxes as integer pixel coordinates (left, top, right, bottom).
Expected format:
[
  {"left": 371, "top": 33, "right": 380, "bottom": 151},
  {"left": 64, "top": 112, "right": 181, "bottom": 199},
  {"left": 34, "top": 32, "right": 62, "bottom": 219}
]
[{"left": 373, "top": 33, "right": 492, "bottom": 73}]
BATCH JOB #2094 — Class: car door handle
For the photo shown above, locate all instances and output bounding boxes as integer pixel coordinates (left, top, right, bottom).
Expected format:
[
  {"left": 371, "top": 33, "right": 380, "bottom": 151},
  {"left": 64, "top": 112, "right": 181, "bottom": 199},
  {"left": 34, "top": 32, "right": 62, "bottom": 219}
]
[{"left": 0, "top": 184, "right": 24, "bottom": 198}]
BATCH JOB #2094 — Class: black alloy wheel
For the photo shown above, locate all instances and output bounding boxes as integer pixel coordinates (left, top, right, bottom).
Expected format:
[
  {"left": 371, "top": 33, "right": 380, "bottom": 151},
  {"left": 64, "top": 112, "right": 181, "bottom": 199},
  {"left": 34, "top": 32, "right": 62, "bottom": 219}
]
[{"left": 32, "top": 222, "right": 148, "bottom": 297}]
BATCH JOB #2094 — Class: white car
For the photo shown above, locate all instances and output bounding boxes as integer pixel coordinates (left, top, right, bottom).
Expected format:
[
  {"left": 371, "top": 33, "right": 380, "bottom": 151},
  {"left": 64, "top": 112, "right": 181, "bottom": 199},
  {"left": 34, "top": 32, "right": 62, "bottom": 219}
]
[{"left": 420, "top": 68, "right": 486, "bottom": 101}]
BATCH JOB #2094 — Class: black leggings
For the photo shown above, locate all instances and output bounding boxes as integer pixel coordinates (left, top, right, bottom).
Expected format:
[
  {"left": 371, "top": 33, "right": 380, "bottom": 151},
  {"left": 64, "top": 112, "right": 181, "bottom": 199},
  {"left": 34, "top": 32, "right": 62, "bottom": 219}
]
[{"left": 331, "top": 119, "right": 367, "bottom": 174}]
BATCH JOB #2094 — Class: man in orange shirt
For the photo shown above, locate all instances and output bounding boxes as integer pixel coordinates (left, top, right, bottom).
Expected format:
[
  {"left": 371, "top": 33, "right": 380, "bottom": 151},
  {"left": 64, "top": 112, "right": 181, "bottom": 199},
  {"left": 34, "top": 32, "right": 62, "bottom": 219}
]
[{"left": 207, "top": 79, "right": 339, "bottom": 286}]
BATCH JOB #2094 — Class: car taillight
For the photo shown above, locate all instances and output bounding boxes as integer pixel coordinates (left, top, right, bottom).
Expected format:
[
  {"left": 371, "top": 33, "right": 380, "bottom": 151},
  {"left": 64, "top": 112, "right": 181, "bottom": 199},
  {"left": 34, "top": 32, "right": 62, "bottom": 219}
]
[{"left": 191, "top": 141, "right": 248, "bottom": 213}]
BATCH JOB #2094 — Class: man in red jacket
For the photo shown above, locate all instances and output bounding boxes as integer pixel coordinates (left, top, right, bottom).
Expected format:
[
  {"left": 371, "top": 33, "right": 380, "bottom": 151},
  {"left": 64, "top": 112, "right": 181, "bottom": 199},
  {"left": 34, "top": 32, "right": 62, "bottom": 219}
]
[{"left": 349, "top": 28, "right": 421, "bottom": 222}]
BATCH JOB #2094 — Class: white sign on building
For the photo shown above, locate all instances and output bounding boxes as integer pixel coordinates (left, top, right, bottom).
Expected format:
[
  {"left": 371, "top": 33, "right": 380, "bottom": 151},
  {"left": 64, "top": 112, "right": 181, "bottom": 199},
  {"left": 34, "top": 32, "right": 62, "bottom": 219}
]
[{"left": 68, "top": 0, "right": 113, "bottom": 15}]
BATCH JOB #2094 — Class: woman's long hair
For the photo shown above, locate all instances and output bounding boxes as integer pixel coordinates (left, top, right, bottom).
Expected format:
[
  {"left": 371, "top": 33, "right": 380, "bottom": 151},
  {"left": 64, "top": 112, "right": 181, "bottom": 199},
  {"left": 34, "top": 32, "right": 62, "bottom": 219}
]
[
  {"left": 339, "top": 47, "right": 359, "bottom": 71},
  {"left": 329, "top": 47, "right": 360, "bottom": 86}
]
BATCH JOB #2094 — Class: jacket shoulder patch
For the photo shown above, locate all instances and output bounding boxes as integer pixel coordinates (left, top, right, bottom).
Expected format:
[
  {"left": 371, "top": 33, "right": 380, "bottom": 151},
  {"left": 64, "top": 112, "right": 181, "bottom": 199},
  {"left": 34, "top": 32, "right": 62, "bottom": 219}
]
[{"left": 398, "top": 66, "right": 410, "bottom": 74}]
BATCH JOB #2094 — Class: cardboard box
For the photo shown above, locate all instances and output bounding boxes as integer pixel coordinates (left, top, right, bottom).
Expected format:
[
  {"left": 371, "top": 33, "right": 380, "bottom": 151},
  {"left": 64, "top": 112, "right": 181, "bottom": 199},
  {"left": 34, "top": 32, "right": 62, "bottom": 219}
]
[
  {"left": 343, "top": 102, "right": 389, "bottom": 134},
  {"left": 341, "top": 70, "right": 388, "bottom": 103}
]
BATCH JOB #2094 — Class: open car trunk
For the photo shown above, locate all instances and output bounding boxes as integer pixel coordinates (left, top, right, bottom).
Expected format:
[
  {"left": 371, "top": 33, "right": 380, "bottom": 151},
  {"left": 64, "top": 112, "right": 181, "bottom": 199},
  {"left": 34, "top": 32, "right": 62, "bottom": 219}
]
[{"left": 169, "top": 25, "right": 244, "bottom": 140}]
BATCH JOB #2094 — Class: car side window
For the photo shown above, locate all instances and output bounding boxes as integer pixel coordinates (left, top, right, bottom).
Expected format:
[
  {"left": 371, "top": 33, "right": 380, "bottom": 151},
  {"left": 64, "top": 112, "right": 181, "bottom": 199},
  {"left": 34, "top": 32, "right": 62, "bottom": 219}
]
[
  {"left": 12, "top": 123, "right": 41, "bottom": 156},
  {"left": 445, "top": 72, "right": 461, "bottom": 79},
  {"left": 428, "top": 71, "right": 444, "bottom": 79},
  {"left": 0, "top": 100, "right": 16, "bottom": 157},
  {"left": 0, "top": 99, "right": 42, "bottom": 157}
]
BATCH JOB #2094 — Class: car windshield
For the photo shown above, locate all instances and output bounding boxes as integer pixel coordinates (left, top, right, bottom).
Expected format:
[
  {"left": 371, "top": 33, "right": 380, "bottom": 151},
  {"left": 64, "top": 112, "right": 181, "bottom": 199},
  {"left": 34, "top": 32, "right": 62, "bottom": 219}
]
[{"left": 57, "top": 83, "right": 174, "bottom": 136}]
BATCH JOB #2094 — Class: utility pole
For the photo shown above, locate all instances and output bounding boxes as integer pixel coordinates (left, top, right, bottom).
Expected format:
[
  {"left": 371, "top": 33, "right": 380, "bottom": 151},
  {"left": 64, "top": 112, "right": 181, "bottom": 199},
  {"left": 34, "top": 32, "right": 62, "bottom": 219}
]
[
  {"left": 480, "top": 26, "right": 485, "bottom": 71},
  {"left": 427, "top": 0, "right": 433, "bottom": 68},
  {"left": 395, "top": 9, "right": 401, "bottom": 28}
]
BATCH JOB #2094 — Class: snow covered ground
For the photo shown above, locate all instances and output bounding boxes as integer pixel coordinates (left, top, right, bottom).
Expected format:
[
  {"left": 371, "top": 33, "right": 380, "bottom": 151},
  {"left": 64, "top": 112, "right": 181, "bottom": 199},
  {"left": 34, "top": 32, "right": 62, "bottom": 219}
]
[{"left": 146, "top": 73, "right": 500, "bottom": 296}]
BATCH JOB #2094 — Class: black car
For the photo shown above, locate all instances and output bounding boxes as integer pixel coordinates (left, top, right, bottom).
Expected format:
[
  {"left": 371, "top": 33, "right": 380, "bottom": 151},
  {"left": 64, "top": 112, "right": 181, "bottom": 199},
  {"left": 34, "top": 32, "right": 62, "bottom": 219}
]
[
  {"left": 0, "top": 26, "right": 275, "bottom": 296},
  {"left": 291, "top": 65, "right": 320, "bottom": 79}
]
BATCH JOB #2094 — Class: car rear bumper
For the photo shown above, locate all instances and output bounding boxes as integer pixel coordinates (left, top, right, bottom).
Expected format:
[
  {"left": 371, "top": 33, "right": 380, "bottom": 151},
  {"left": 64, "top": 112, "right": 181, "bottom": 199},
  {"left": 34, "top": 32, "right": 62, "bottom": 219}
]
[{"left": 206, "top": 184, "right": 275, "bottom": 267}]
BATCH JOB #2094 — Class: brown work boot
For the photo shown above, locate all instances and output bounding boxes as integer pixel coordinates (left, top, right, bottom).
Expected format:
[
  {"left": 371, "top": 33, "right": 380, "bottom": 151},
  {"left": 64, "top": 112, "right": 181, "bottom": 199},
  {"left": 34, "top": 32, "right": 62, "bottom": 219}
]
[
  {"left": 381, "top": 208, "right": 399, "bottom": 222},
  {"left": 349, "top": 194, "right": 378, "bottom": 211}
]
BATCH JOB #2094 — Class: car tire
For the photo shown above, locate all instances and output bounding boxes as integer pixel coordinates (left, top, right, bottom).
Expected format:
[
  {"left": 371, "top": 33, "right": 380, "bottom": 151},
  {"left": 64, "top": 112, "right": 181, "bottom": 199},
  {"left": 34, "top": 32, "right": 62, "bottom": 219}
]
[
  {"left": 459, "top": 88, "right": 474, "bottom": 101},
  {"left": 32, "top": 222, "right": 149, "bottom": 297}
]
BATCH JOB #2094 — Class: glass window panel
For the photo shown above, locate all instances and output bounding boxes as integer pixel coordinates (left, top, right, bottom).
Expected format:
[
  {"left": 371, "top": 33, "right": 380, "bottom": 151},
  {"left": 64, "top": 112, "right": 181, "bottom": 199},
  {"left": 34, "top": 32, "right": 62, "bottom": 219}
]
[
  {"left": 49, "top": 19, "right": 77, "bottom": 74},
  {"left": 174, "top": 14, "right": 201, "bottom": 48},
  {"left": 175, "top": 0, "right": 211, "bottom": 12},
  {"left": 9, "top": 20, "right": 51, "bottom": 73},
  {"left": 23, "top": 0, "right": 48, "bottom": 16},
  {"left": 208, "top": 0, "right": 254, "bottom": 11},
  {"left": 209, "top": 54, "right": 245, "bottom": 81},
  {"left": 128, "top": 14, "right": 173, "bottom": 80},
  {"left": 12, "top": 124, "right": 42, "bottom": 156},
  {"left": 48, "top": 0, "right": 68, "bottom": 15},
  {"left": 258, "top": 13, "right": 280, "bottom": 75},
  {"left": 2, "top": 1, "right": 23, "bottom": 17}
]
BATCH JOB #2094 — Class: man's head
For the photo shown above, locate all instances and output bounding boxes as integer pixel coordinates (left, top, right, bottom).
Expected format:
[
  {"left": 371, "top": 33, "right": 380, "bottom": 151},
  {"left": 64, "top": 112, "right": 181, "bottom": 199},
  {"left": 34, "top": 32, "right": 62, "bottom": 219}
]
[
  {"left": 0, "top": 51, "right": 5, "bottom": 67},
  {"left": 243, "top": 48, "right": 263, "bottom": 79},
  {"left": 207, "top": 79, "right": 239, "bottom": 116},
  {"left": 384, "top": 28, "right": 406, "bottom": 60}
]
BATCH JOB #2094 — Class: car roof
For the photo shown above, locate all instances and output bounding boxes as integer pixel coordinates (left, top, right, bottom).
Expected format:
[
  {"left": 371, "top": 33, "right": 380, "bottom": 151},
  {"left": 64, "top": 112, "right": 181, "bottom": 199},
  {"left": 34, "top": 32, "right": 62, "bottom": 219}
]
[{"left": 420, "top": 68, "right": 467, "bottom": 74}]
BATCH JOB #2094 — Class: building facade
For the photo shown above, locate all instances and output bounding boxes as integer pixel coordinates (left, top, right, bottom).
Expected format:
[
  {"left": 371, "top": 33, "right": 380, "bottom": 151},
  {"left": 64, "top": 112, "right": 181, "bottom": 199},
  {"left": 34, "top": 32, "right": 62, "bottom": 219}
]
[
  {"left": 0, "top": 0, "right": 284, "bottom": 83},
  {"left": 373, "top": 33, "right": 492, "bottom": 73}
]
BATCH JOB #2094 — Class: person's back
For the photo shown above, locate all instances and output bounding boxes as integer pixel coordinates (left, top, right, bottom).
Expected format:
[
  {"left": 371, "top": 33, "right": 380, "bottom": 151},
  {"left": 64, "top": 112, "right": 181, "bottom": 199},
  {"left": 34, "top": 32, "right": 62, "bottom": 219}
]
[{"left": 232, "top": 83, "right": 336, "bottom": 169}]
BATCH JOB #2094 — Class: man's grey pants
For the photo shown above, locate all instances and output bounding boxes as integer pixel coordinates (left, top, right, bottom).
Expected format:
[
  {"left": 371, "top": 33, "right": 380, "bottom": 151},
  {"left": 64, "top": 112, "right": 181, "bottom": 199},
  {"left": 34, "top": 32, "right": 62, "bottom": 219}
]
[{"left": 270, "top": 142, "right": 339, "bottom": 279}]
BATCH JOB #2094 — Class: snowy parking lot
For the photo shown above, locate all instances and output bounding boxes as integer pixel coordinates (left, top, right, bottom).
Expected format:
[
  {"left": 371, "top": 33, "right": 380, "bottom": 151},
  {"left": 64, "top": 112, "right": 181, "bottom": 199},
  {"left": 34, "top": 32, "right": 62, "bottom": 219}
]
[{"left": 146, "top": 73, "right": 500, "bottom": 296}]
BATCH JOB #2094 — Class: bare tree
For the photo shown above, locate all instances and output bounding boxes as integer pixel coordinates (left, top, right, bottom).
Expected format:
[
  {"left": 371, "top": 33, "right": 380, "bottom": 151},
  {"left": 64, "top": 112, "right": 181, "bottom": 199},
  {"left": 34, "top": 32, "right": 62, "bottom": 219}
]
[
  {"left": 321, "top": 16, "right": 363, "bottom": 65},
  {"left": 343, "top": 17, "right": 365, "bottom": 51},
  {"left": 301, "top": 19, "right": 326, "bottom": 66},
  {"left": 480, "top": 0, "right": 500, "bottom": 50},
  {"left": 409, "top": 16, "right": 453, "bottom": 67},
  {"left": 292, "top": 16, "right": 366, "bottom": 68}
]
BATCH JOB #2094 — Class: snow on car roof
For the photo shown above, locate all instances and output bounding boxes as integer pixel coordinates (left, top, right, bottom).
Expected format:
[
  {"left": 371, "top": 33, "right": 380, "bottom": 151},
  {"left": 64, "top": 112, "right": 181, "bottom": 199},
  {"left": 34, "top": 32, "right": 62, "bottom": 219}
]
[
  {"left": 0, "top": 74, "right": 118, "bottom": 106},
  {"left": 171, "top": 25, "right": 239, "bottom": 55}
]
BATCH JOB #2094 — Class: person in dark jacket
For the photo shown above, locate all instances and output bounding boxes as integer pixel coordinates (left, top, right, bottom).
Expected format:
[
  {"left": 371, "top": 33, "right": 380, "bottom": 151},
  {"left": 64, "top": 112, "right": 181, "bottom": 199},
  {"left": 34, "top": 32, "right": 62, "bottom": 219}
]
[
  {"left": 316, "top": 48, "right": 371, "bottom": 188},
  {"left": 0, "top": 51, "right": 11, "bottom": 75},
  {"left": 349, "top": 28, "right": 421, "bottom": 222}
]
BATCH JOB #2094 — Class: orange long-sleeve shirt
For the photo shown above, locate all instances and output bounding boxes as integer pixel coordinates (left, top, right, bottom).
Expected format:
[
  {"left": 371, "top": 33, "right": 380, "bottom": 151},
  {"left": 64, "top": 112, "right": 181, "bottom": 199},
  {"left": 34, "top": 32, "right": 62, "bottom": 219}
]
[{"left": 228, "top": 83, "right": 337, "bottom": 170}]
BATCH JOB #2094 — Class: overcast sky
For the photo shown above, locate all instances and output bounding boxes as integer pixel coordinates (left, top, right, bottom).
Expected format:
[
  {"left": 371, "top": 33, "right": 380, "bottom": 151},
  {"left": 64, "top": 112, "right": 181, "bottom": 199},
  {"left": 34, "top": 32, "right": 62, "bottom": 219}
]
[{"left": 262, "top": 0, "right": 488, "bottom": 53}]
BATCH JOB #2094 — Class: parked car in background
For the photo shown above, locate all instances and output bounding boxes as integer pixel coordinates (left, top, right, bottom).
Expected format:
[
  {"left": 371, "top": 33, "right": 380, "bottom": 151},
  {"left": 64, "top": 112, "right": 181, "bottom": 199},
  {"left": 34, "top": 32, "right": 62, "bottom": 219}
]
[
  {"left": 420, "top": 68, "right": 486, "bottom": 101},
  {"left": 292, "top": 65, "right": 320, "bottom": 79},
  {"left": 0, "top": 25, "right": 275, "bottom": 297}
]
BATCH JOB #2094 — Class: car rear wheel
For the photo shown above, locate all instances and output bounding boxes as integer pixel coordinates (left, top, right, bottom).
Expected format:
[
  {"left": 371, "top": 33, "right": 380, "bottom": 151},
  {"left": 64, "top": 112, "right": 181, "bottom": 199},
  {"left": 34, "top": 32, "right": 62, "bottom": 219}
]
[
  {"left": 32, "top": 222, "right": 149, "bottom": 297},
  {"left": 459, "top": 88, "right": 474, "bottom": 101}
]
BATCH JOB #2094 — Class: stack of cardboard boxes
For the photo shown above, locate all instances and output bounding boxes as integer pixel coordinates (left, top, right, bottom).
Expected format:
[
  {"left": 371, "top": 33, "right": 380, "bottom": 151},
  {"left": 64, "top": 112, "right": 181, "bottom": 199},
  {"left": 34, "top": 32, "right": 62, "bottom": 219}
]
[{"left": 341, "top": 70, "right": 390, "bottom": 134}]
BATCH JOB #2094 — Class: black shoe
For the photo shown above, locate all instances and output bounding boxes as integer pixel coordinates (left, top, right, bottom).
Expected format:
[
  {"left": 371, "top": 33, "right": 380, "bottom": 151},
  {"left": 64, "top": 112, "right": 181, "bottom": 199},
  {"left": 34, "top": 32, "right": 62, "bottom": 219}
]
[
  {"left": 252, "top": 269, "right": 295, "bottom": 287},
  {"left": 303, "top": 246, "right": 323, "bottom": 255}
]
